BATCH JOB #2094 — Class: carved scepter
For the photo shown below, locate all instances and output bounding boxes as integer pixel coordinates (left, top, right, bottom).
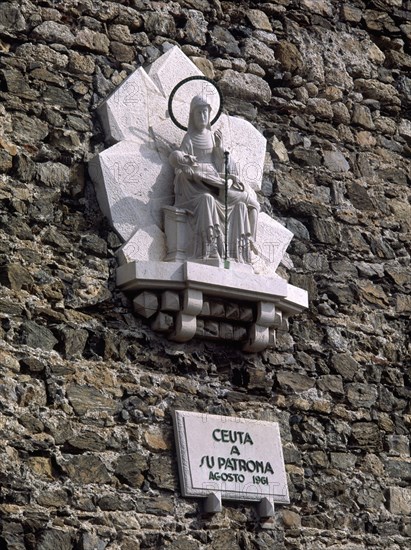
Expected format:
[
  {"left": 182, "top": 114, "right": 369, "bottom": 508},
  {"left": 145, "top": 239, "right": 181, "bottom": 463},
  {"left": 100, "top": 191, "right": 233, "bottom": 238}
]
[{"left": 224, "top": 151, "right": 229, "bottom": 268}]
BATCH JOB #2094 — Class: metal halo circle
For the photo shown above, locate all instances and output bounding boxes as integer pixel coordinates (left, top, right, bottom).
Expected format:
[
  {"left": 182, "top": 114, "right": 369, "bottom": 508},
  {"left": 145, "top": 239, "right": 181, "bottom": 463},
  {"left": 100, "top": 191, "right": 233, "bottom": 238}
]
[{"left": 168, "top": 76, "right": 224, "bottom": 131}]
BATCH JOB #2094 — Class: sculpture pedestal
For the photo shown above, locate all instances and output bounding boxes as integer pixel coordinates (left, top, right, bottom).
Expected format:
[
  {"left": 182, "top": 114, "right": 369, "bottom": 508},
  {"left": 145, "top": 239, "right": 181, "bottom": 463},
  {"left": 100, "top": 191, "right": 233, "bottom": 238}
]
[{"left": 117, "top": 260, "right": 308, "bottom": 352}]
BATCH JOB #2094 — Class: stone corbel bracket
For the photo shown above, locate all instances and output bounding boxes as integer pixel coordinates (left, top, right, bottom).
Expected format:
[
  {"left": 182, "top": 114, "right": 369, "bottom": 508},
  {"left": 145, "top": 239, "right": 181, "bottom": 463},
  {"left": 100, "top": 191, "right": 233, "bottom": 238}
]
[{"left": 117, "top": 260, "right": 307, "bottom": 352}]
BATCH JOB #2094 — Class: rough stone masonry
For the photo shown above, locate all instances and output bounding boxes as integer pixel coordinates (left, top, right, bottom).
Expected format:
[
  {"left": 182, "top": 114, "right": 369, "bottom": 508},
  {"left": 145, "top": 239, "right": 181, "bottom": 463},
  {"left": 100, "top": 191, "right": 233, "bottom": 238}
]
[{"left": 0, "top": 0, "right": 410, "bottom": 549}]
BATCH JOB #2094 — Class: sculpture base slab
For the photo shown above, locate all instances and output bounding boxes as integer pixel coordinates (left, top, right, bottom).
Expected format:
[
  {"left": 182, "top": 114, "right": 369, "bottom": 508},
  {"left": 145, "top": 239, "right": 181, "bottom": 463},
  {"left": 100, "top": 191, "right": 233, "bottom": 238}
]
[
  {"left": 192, "top": 258, "right": 253, "bottom": 272},
  {"left": 117, "top": 261, "right": 308, "bottom": 352}
]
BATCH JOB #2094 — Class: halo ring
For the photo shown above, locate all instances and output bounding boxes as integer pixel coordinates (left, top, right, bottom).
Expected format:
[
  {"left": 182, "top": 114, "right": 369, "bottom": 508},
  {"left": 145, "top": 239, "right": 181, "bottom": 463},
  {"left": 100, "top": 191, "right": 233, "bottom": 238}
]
[{"left": 168, "top": 76, "right": 224, "bottom": 131}]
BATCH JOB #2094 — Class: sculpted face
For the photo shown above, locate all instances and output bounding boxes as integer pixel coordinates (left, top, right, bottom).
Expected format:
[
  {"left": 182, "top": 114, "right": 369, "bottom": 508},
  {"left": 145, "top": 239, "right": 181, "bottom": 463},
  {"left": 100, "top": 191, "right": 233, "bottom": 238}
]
[{"left": 193, "top": 106, "right": 209, "bottom": 130}]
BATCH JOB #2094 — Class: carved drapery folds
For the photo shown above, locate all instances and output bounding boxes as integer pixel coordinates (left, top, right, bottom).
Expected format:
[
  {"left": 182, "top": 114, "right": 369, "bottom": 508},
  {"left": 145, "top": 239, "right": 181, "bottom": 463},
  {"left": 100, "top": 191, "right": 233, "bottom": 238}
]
[{"left": 89, "top": 47, "right": 308, "bottom": 351}]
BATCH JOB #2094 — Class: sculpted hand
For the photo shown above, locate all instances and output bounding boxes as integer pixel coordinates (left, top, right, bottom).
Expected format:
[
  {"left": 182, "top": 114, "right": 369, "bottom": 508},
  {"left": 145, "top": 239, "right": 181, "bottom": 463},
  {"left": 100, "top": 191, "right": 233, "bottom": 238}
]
[
  {"left": 229, "top": 174, "right": 244, "bottom": 191},
  {"left": 214, "top": 129, "right": 223, "bottom": 150},
  {"left": 226, "top": 173, "right": 244, "bottom": 191},
  {"left": 181, "top": 165, "right": 194, "bottom": 177}
]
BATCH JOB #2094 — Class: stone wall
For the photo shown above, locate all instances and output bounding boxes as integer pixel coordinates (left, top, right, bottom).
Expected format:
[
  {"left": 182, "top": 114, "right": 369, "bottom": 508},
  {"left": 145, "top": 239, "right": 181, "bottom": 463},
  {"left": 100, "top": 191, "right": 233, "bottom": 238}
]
[{"left": 0, "top": 0, "right": 410, "bottom": 549}]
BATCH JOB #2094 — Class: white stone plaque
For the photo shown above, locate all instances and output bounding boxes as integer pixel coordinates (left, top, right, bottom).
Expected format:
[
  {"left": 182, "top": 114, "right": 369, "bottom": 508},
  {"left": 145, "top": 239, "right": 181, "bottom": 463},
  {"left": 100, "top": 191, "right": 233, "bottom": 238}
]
[{"left": 173, "top": 410, "right": 289, "bottom": 504}]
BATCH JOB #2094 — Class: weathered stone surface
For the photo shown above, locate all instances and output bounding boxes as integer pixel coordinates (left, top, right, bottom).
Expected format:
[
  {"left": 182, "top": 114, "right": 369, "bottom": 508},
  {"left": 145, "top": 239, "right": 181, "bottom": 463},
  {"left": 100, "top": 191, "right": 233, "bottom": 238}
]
[
  {"left": 149, "top": 454, "right": 176, "bottom": 490},
  {"left": 323, "top": 150, "right": 350, "bottom": 172},
  {"left": 37, "top": 162, "right": 71, "bottom": 187},
  {"left": 165, "top": 536, "right": 200, "bottom": 550},
  {"left": 37, "top": 530, "right": 72, "bottom": 550},
  {"left": 115, "top": 453, "right": 147, "bottom": 487},
  {"left": 219, "top": 70, "right": 271, "bottom": 104},
  {"left": 341, "top": 5, "right": 362, "bottom": 23},
  {"left": 317, "top": 375, "right": 344, "bottom": 395},
  {"left": 242, "top": 37, "right": 276, "bottom": 69},
  {"left": 351, "top": 423, "right": 381, "bottom": 449},
  {"left": 42, "top": 226, "right": 71, "bottom": 250},
  {"left": 271, "top": 136, "right": 289, "bottom": 162},
  {"left": 276, "top": 372, "right": 315, "bottom": 393},
  {"left": 386, "top": 434, "right": 409, "bottom": 456},
  {"left": 78, "top": 532, "right": 108, "bottom": 550},
  {"left": 0, "top": 350, "right": 20, "bottom": 372},
  {"left": 36, "top": 489, "right": 69, "bottom": 508},
  {"left": 0, "top": 2, "right": 409, "bottom": 549},
  {"left": 66, "top": 384, "right": 117, "bottom": 416},
  {"left": 184, "top": 10, "right": 208, "bottom": 45},
  {"left": 247, "top": 10, "right": 273, "bottom": 32},
  {"left": 346, "top": 383, "right": 378, "bottom": 408},
  {"left": 358, "top": 281, "right": 388, "bottom": 306},
  {"left": 291, "top": 147, "right": 322, "bottom": 166},
  {"left": 310, "top": 218, "right": 340, "bottom": 244},
  {"left": 68, "top": 51, "right": 95, "bottom": 74},
  {"left": 20, "top": 321, "right": 58, "bottom": 351},
  {"left": 145, "top": 12, "right": 176, "bottom": 37},
  {"left": 75, "top": 28, "right": 110, "bottom": 53},
  {"left": 281, "top": 509, "right": 301, "bottom": 529},
  {"left": 301, "top": 0, "right": 332, "bottom": 16},
  {"left": 13, "top": 113, "right": 49, "bottom": 143},
  {"left": 0, "top": 264, "right": 33, "bottom": 290},
  {"left": 1, "top": 68, "right": 38, "bottom": 100},
  {"left": 67, "top": 431, "right": 106, "bottom": 452},
  {"left": 332, "top": 102, "right": 351, "bottom": 124},
  {"left": 190, "top": 56, "right": 215, "bottom": 78},
  {"left": 351, "top": 104, "right": 375, "bottom": 129},
  {"left": 81, "top": 234, "right": 107, "bottom": 256},
  {"left": 17, "top": 43, "right": 69, "bottom": 67},
  {"left": 348, "top": 181, "right": 374, "bottom": 210},
  {"left": 354, "top": 78, "right": 400, "bottom": 105},
  {"left": 0, "top": 3, "right": 26, "bottom": 31},
  {"left": 330, "top": 452, "right": 356, "bottom": 469},
  {"left": 210, "top": 26, "right": 240, "bottom": 56},
  {"left": 62, "top": 455, "right": 111, "bottom": 484},
  {"left": 275, "top": 40, "right": 303, "bottom": 73},
  {"left": 306, "top": 98, "right": 333, "bottom": 120},
  {"left": 388, "top": 487, "right": 411, "bottom": 514},
  {"left": 144, "top": 429, "right": 170, "bottom": 452},
  {"left": 396, "top": 294, "right": 411, "bottom": 313},
  {"left": 385, "top": 460, "right": 411, "bottom": 481},
  {"left": 32, "top": 21, "right": 75, "bottom": 46},
  {"left": 0, "top": 149, "right": 12, "bottom": 172},
  {"left": 28, "top": 456, "right": 53, "bottom": 479}
]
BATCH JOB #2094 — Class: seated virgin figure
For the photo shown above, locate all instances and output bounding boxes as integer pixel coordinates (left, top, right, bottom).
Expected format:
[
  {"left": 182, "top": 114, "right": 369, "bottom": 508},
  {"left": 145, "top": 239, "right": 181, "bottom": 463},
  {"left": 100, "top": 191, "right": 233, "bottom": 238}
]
[{"left": 169, "top": 95, "right": 260, "bottom": 263}]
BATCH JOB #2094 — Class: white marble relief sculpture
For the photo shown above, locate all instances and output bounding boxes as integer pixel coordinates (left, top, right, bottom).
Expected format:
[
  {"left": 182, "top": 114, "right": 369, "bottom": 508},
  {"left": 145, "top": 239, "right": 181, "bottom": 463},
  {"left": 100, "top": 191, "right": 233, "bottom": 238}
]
[
  {"left": 89, "top": 46, "right": 308, "bottom": 351},
  {"left": 169, "top": 94, "right": 260, "bottom": 265}
]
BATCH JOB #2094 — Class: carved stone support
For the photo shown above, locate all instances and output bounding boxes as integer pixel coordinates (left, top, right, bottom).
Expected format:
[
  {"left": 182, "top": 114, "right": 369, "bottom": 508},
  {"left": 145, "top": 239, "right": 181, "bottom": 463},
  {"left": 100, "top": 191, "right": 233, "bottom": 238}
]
[
  {"left": 161, "top": 290, "right": 180, "bottom": 312},
  {"left": 280, "top": 314, "right": 290, "bottom": 332},
  {"left": 234, "top": 326, "right": 248, "bottom": 341},
  {"left": 257, "top": 497, "right": 275, "bottom": 519},
  {"left": 151, "top": 311, "right": 174, "bottom": 332},
  {"left": 203, "top": 492, "right": 222, "bottom": 514},
  {"left": 133, "top": 291, "right": 158, "bottom": 318},
  {"left": 243, "top": 324, "right": 269, "bottom": 352},
  {"left": 117, "top": 260, "right": 307, "bottom": 352},
  {"left": 256, "top": 301, "right": 276, "bottom": 327},
  {"left": 273, "top": 309, "right": 283, "bottom": 328},
  {"left": 183, "top": 289, "right": 203, "bottom": 316},
  {"left": 220, "top": 322, "right": 234, "bottom": 340},
  {"left": 172, "top": 312, "right": 197, "bottom": 342},
  {"left": 168, "top": 289, "right": 203, "bottom": 342}
]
